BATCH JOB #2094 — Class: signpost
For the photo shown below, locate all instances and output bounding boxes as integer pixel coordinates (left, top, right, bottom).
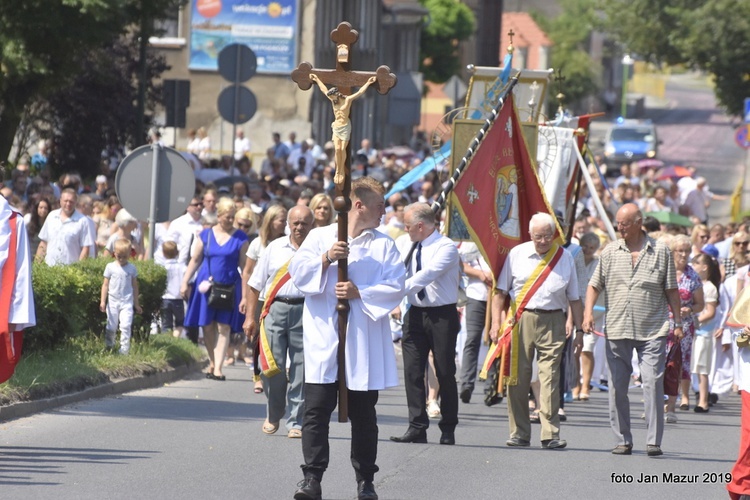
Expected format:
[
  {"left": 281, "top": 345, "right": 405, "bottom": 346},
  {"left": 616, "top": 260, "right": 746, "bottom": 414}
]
[
  {"left": 217, "top": 43, "right": 258, "bottom": 164},
  {"left": 115, "top": 145, "right": 195, "bottom": 258}
]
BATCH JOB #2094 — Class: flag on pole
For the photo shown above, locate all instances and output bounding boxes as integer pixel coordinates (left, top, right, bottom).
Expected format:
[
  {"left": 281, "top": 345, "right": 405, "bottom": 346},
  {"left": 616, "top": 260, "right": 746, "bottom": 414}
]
[{"left": 449, "top": 93, "right": 560, "bottom": 281}]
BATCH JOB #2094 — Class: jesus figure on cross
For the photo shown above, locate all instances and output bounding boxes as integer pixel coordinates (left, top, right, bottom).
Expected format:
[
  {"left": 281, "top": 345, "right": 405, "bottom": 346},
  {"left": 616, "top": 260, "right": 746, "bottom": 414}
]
[{"left": 309, "top": 73, "right": 378, "bottom": 188}]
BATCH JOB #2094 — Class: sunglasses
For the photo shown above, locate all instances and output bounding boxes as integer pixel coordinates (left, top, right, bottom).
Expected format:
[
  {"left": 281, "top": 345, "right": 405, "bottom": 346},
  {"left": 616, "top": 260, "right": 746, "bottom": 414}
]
[
  {"left": 734, "top": 241, "right": 749, "bottom": 246},
  {"left": 190, "top": 202, "right": 203, "bottom": 207}
]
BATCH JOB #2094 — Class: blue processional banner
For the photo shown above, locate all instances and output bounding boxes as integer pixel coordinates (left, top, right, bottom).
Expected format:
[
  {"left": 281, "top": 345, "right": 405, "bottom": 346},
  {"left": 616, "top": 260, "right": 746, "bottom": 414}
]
[{"left": 190, "top": 0, "right": 299, "bottom": 74}]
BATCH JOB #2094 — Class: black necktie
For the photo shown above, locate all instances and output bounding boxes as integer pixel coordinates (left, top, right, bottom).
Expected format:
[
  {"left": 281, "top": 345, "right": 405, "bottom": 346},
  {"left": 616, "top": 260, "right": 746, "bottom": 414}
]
[{"left": 416, "top": 242, "right": 425, "bottom": 300}]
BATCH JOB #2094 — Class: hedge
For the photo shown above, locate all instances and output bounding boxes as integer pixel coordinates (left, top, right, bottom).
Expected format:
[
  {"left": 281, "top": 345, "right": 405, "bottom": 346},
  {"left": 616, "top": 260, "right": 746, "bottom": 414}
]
[{"left": 27, "top": 258, "right": 167, "bottom": 352}]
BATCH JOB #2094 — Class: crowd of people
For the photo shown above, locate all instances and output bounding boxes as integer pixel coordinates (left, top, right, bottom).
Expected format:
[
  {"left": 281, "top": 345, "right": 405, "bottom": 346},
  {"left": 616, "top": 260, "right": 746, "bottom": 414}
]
[{"left": 2, "top": 131, "right": 750, "bottom": 499}]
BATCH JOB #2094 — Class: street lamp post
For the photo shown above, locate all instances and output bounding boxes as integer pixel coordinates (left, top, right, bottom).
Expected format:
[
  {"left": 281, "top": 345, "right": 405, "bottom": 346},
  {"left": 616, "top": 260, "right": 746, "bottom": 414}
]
[{"left": 621, "top": 54, "right": 634, "bottom": 118}]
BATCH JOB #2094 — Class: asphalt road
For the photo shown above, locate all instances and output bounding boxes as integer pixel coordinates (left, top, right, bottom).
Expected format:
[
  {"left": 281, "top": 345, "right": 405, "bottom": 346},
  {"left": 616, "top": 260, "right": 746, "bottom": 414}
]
[{"left": 0, "top": 345, "right": 741, "bottom": 500}]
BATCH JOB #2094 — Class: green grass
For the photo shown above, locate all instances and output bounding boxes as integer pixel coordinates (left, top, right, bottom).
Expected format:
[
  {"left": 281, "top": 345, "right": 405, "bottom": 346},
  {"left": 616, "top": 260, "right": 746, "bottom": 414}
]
[{"left": 0, "top": 333, "right": 205, "bottom": 406}]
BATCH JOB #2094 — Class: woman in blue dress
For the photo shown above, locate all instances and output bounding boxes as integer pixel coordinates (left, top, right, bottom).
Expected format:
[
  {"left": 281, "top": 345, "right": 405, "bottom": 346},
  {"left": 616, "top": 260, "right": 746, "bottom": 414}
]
[{"left": 181, "top": 197, "right": 249, "bottom": 380}]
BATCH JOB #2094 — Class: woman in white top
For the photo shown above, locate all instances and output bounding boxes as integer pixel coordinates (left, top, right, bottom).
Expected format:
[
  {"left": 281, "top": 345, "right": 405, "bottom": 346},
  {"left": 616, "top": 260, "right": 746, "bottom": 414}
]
[
  {"left": 691, "top": 252, "right": 721, "bottom": 413},
  {"left": 239, "top": 204, "right": 287, "bottom": 393}
]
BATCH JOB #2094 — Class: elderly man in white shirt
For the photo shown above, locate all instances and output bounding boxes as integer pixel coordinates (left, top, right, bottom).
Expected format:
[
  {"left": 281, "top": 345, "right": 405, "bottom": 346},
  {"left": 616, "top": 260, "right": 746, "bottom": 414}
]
[
  {"left": 288, "top": 177, "right": 404, "bottom": 500},
  {"left": 244, "top": 205, "right": 312, "bottom": 439},
  {"left": 390, "top": 202, "right": 461, "bottom": 446},
  {"left": 36, "top": 188, "right": 94, "bottom": 265},
  {"left": 491, "top": 212, "right": 584, "bottom": 450}
]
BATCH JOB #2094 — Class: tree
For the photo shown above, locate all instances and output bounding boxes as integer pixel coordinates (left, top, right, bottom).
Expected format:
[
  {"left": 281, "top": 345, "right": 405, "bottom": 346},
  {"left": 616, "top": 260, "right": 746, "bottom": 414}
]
[
  {"left": 419, "top": 0, "right": 476, "bottom": 83},
  {"left": 677, "top": 0, "right": 750, "bottom": 117},
  {"left": 597, "top": 0, "right": 750, "bottom": 116},
  {"left": 534, "top": 0, "right": 601, "bottom": 114},
  {"left": 35, "top": 35, "right": 168, "bottom": 179},
  {"left": 0, "top": 0, "right": 185, "bottom": 163}
]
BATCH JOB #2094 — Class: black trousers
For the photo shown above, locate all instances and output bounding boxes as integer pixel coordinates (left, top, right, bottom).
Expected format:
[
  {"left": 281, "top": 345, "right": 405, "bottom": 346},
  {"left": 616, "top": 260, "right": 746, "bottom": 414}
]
[
  {"left": 402, "top": 304, "right": 460, "bottom": 432},
  {"left": 459, "top": 298, "right": 487, "bottom": 392},
  {"left": 300, "top": 383, "right": 379, "bottom": 483}
]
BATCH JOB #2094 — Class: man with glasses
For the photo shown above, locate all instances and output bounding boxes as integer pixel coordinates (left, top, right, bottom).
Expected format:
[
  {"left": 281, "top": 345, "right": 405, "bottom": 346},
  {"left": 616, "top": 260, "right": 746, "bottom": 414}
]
[
  {"left": 168, "top": 196, "right": 205, "bottom": 344},
  {"left": 583, "top": 203, "right": 683, "bottom": 457},
  {"left": 489, "top": 212, "right": 583, "bottom": 450},
  {"left": 390, "top": 202, "right": 461, "bottom": 446}
]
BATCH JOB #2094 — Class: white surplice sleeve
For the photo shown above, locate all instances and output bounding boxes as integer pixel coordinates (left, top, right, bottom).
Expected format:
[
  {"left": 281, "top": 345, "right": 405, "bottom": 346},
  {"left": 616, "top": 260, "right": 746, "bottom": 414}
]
[
  {"left": 355, "top": 235, "right": 405, "bottom": 321},
  {"left": 289, "top": 226, "right": 334, "bottom": 295}
]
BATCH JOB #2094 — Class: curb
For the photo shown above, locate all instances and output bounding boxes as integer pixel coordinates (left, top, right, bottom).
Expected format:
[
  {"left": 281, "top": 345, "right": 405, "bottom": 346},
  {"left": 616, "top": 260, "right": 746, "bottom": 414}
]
[{"left": 0, "top": 359, "right": 207, "bottom": 423}]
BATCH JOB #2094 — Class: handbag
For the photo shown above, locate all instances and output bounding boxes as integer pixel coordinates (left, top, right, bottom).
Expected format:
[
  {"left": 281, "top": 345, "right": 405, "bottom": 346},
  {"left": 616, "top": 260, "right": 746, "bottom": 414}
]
[
  {"left": 208, "top": 281, "right": 235, "bottom": 311},
  {"left": 205, "top": 231, "right": 236, "bottom": 311},
  {"left": 663, "top": 341, "right": 682, "bottom": 396}
]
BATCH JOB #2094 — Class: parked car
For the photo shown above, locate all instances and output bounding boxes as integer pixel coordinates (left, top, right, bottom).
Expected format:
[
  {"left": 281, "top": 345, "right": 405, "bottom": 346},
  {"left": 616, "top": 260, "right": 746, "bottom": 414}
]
[{"left": 602, "top": 119, "right": 661, "bottom": 169}]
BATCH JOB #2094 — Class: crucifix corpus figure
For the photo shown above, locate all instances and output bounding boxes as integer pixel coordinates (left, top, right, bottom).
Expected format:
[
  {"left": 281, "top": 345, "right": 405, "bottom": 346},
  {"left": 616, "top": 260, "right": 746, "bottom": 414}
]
[{"left": 309, "top": 73, "right": 377, "bottom": 188}]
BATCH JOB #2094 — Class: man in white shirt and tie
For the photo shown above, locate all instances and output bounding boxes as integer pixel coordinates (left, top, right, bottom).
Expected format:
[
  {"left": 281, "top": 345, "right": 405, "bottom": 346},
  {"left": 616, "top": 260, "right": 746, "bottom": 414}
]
[{"left": 391, "top": 202, "right": 461, "bottom": 446}]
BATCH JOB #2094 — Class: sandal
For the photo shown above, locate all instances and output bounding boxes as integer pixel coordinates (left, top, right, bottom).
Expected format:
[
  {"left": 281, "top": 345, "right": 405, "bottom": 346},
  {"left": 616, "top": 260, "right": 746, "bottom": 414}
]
[
  {"left": 225, "top": 357, "right": 235, "bottom": 366},
  {"left": 262, "top": 420, "right": 279, "bottom": 435},
  {"left": 579, "top": 393, "right": 590, "bottom": 401},
  {"left": 254, "top": 383, "right": 264, "bottom": 394}
]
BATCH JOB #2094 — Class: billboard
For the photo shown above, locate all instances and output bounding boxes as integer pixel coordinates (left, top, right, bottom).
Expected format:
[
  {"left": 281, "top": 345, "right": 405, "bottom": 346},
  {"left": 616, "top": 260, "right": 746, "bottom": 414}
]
[{"left": 189, "top": 0, "right": 299, "bottom": 74}]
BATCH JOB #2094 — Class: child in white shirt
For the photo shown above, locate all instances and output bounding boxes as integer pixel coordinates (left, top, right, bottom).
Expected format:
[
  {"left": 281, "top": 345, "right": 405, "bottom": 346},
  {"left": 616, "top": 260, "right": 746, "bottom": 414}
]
[
  {"left": 159, "top": 241, "right": 186, "bottom": 337},
  {"left": 100, "top": 238, "right": 142, "bottom": 354}
]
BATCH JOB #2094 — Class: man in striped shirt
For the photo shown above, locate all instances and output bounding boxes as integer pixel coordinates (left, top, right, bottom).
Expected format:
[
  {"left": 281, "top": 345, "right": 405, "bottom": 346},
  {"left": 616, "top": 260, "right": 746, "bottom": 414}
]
[{"left": 583, "top": 203, "right": 683, "bottom": 458}]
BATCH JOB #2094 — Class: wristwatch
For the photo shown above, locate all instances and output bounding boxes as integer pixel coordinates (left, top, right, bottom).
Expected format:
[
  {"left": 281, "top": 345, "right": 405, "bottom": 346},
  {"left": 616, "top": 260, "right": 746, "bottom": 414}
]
[
  {"left": 674, "top": 323, "right": 683, "bottom": 329},
  {"left": 575, "top": 329, "right": 584, "bottom": 334},
  {"left": 325, "top": 252, "right": 335, "bottom": 264}
]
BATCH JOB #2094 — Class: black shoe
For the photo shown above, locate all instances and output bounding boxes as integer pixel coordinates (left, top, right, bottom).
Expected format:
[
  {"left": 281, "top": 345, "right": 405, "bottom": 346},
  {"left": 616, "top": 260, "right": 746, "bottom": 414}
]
[
  {"left": 693, "top": 405, "right": 709, "bottom": 413},
  {"left": 484, "top": 394, "right": 503, "bottom": 407},
  {"left": 460, "top": 387, "right": 472, "bottom": 404},
  {"left": 709, "top": 393, "right": 719, "bottom": 406},
  {"left": 357, "top": 480, "right": 378, "bottom": 500},
  {"left": 439, "top": 432, "right": 455, "bottom": 445},
  {"left": 647, "top": 445, "right": 663, "bottom": 457},
  {"left": 505, "top": 437, "right": 530, "bottom": 447},
  {"left": 390, "top": 428, "right": 427, "bottom": 443},
  {"left": 541, "top": 439, "right": 567, "bottom": 449},
  {"left": 294, "top": 477, "right": 322, "bottom": 500}
]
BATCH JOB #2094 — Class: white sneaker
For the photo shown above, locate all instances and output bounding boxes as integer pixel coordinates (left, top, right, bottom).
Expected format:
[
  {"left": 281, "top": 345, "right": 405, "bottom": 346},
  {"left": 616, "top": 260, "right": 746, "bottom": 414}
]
[
  {"left": 665, "top": 412, "right": 678, "bottom": 423},
  {"left": 427, "top": 400, "right": 441, "bottom": 419}
]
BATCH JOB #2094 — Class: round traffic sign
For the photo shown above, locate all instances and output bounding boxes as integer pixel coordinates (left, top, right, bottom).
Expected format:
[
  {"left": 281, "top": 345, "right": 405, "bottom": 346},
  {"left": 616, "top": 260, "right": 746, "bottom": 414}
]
[
  {"left": 115, "top": 145, "right": 195, "bottom": 222},
  {"left": 218, "top": 86, "right": 257, "bottom": 124},
  {"left": 218, "top": 44, "right": 257, "bottom": 83},
  {"left": 735, "top": 126, "right": 750, "bottom": 150}
]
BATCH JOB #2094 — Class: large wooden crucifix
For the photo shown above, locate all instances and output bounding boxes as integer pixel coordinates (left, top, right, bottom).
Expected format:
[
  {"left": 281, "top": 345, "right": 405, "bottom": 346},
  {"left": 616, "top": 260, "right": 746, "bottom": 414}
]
[{"left": 291, "top": 22, "right": 397, "bottom": 422}]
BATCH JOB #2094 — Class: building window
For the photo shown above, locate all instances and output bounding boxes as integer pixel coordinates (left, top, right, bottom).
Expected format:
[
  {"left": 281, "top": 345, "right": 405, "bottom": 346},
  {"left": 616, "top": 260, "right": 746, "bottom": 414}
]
[{"left": 149, "top": 7, "right": 186, "bottom": 48}]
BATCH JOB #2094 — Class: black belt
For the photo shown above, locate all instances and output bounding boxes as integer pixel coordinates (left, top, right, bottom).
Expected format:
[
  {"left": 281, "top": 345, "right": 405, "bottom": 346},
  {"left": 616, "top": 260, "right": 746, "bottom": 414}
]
[
  {"left": 524, "top": 308, "right": 563, "bottom": 314},
  {"left": 274, "top": 296, "right": 304, "bottom": 305}
]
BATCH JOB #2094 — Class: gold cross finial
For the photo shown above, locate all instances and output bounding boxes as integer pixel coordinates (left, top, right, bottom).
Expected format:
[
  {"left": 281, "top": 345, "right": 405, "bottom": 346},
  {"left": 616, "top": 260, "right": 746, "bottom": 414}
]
[
  {"left": 554, "top": 68, "right": 566, "bottom": 105},
  {"left": 507, "top": 29, "right": 515, "bottom": 54}
]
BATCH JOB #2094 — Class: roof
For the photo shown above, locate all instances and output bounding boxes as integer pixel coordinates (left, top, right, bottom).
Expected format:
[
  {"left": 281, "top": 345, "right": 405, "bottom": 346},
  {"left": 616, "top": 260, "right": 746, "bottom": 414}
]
[{"left": 500, "top": 12, "right": 552, "bottom": 50}]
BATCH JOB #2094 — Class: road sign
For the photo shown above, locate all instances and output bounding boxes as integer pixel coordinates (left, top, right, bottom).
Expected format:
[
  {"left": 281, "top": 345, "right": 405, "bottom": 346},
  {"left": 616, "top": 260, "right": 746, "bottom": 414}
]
[
  {"left": 735, "top": 125, "right": 750, "bottom": 150},
  {"left": 217, "top": 86, "right": 257, "bottom": 124},
  {"left": 745, "top": 97, "right": 750, "bottom": 124},
  {"left": 218, "top": 44, "right": 257, "bottom": 84},
  {"left": 115, "top": 145, "right": 195, "bottom": 222}
]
